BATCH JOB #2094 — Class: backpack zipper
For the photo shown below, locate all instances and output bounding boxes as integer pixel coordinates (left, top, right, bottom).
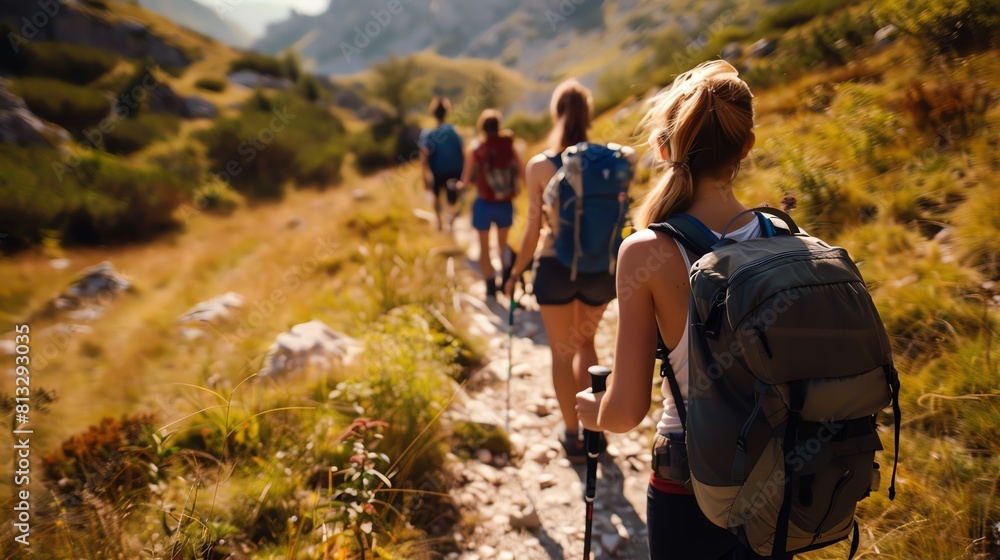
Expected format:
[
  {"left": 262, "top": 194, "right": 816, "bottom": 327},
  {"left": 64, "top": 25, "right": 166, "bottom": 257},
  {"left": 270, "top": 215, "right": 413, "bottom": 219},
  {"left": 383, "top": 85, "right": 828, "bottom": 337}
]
[
  {"left": 812, "top": 468, "right": 854, "bottom": 540},
  {"left": 753, "top": 325, "right": 773, "bottom": 358},
  {"left": 727, "top": 248, "right": 845, "bottom": 288},
  {"left": 703, "top": 291, "right": 727, "bottom": 339}
]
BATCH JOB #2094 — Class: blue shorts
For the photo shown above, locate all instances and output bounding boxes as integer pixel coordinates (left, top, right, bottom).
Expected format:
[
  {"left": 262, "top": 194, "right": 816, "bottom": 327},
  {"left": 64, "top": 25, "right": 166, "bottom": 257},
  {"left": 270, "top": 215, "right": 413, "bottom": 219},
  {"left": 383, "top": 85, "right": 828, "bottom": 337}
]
[{"left": 472, "top": 199, "right": 514, "bottom": 231}]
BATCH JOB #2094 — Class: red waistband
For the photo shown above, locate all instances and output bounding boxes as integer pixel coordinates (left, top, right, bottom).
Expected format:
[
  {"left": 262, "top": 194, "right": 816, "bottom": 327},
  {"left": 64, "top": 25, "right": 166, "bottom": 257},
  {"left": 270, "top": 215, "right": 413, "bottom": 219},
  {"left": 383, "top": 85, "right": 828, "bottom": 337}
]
[{"left": 649, "top": 472, "right": 693, "bottom": 494}]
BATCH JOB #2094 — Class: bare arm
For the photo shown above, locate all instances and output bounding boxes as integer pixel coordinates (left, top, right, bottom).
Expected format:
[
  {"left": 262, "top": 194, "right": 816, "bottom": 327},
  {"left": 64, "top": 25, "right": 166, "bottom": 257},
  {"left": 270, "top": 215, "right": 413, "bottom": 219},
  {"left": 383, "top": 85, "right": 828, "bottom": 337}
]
[
  {"left": 419, "top": 148, "right": 432, "bottom": 189},
  {"left": 459, "top": 143, "right": 476, "bottom": 188},
  {"left": 513, "top": 150, "right": 525, "bottom": 197},
  {"left": 505, "top": 154, "right": 555, "bottom": 295},
  {"left": 600, "top": 232, "right": 660, "bottom": 432},
  {"left": 577, "top": 229, "right": 689, "bottom": 433}
]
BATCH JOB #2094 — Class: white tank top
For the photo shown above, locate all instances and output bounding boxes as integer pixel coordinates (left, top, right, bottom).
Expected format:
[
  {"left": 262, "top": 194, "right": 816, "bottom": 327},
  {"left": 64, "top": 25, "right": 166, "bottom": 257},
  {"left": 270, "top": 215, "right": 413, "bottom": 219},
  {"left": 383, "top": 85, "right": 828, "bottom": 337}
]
[{"left": 656, "top": 217, "right": 762, "bottom": 436}]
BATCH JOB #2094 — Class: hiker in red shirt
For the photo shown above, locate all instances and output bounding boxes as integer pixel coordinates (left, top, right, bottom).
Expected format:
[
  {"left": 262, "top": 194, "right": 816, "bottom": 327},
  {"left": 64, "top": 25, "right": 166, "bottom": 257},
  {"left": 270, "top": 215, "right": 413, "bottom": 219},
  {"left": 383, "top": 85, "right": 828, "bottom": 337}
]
[{"left": 460, "top": 109, "right": 522, "bottom": 298}]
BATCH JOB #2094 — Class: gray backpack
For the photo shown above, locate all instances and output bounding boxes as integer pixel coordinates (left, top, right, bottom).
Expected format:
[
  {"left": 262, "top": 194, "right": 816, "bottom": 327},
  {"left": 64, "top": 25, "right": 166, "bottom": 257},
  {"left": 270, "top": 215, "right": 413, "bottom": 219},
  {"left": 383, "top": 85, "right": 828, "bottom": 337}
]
[{"left": 650, "top": 207, "right": 900, "bottom": 558}]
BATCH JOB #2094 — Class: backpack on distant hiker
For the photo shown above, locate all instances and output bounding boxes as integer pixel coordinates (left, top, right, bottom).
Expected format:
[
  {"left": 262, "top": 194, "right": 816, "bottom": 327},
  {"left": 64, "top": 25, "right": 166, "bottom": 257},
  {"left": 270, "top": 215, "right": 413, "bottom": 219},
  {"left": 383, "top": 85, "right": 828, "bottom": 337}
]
[
  {"left": 422, "top": 123, "right": 465, "bottom": 176},
  {"left": 543, "top": 142, "right": 634, "bottom": 280},
  {"left": 473, "top": 134, "right": 518, "bottom": 201},
  {"left": 649, "top": 207, "right": 901, "bottom": 559}
]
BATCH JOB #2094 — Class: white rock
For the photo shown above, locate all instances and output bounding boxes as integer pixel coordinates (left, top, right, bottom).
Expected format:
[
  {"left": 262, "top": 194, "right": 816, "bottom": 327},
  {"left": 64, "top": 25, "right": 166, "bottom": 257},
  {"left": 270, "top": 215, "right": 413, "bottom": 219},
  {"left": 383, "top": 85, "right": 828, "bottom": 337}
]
[
  {"left": 258, "top": 320, "right": 362, "bottom": 378},
  {"left": 475, "top": 449, "right": 493, "bottom": 464},
  {"left": 538, "top": 473, "right": 557, "bottom": 489},
  {"left": 509, "top": 506, "right": 541, "bottom": 531},
  {"left": 508, "top": 433, "right": 527, "bottom": 456},
  {"left": 524, "top": 443, "right": 553, "bottom": 466},
  {"left": 178, "top": 292, "right": 245, "bottom": 327}
]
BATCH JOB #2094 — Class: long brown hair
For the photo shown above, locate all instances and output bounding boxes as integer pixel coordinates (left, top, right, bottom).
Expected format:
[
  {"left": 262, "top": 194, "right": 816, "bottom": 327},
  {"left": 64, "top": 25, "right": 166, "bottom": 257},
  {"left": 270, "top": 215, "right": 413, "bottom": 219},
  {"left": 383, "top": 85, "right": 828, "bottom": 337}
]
[
  {"left": 477, "top": 108, "right": 502, "bottom": 137},
  {"left": 635, "top": 60, "right": 754, "bottom": 229},
  {"left": 548, "top": 79, "right": 592, "bottom": 152}
]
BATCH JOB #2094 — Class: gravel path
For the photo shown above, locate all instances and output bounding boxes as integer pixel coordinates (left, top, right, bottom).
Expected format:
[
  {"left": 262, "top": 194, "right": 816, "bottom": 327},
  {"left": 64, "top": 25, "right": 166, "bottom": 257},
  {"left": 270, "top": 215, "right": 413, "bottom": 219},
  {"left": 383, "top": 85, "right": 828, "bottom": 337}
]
[{"left": 441, "top": 213, "right": 655, "bottom": 560}]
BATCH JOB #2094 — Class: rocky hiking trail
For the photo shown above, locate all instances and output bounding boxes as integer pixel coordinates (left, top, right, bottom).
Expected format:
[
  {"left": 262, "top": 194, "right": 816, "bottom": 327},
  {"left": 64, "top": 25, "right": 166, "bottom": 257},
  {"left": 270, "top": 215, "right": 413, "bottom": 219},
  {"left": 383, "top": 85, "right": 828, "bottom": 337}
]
[{"left": 439, "top": 211, "right": 655, "bottom": 559}]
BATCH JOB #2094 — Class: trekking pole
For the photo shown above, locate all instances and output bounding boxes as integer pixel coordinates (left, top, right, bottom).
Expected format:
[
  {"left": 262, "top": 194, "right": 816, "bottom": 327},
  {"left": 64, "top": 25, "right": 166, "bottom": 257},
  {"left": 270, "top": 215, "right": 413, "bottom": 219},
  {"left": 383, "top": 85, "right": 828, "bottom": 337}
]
[
  {"left": 583, "top": 365, "right": 611, "bottom": 559},
  {"left": 506, "top": 296, "right": 517, "bottom": 435}
]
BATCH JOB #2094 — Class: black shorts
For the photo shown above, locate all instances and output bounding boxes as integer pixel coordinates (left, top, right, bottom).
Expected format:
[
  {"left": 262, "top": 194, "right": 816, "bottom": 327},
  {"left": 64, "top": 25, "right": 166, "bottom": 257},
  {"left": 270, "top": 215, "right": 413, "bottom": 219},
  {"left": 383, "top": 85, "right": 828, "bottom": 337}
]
[
  {"left": 431, "top": 171, "right": 461, "bottom": 205},
  {"left": 532, "top": 257, "right": 616, "bottom": 307}
]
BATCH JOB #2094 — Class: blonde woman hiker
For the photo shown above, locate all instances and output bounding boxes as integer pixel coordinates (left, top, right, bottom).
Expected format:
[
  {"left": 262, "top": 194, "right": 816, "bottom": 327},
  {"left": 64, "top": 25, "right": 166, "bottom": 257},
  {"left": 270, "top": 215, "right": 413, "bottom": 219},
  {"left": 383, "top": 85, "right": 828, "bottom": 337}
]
[
  {"left": 575, "top": 61, "right": 786, "bottom": 559},
  {"left": 504, "top": 79, "right": 636, "bottom": 462},
  {"left": 458, "top": 109, "right": 523, "bottom": 298}
]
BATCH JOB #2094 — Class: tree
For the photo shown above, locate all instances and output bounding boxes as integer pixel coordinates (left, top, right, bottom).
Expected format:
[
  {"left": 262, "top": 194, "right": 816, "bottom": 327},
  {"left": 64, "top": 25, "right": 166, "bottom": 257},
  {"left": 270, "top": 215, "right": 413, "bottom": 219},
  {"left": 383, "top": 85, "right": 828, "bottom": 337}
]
[{"left": 370, "top": 55, "right": 417, "bottom": 123}]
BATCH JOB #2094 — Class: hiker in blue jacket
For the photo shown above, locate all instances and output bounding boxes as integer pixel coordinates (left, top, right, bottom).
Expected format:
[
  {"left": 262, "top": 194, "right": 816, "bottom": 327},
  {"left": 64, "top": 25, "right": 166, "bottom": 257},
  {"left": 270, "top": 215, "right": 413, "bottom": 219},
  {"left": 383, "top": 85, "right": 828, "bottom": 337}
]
[
  {"left": 419, "top": 97, "right": 465, "bottom": 231},
  {"left": 575, "top": 61, "right": 775, "bottom": 559}
]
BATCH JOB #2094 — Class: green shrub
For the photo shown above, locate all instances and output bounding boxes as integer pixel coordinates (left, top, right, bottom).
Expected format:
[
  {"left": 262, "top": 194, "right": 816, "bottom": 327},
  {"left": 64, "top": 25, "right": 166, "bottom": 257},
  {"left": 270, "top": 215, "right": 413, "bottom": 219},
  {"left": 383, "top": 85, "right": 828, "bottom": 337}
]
[
  {"left": 953, "top": 184, "right": 1000, "bottom": 278},
  {"left": 0, "top": 37, "right": 121, "bottom": 85},
  {"left": 103, "top": 113, "right": 181, "bottom": 155},
  {"left": 352, "top": 127, "right": 397, "bottom": 175},
  {"left": 197, "top": 93, "right": 348, "bottom": 198},
  {"left": 875, "top": 0, "right": 1000, "bottom": 56},
  {"left": 506, "top": 112, "right": 553, "bottom": 145},
  {"left": 194, "top": 76, "right": 227, "bottom": 92},
  {"left": 0, "top": 145, "right": 192, "bottom": 247},
  {"left": 294, "top": 145, "right": 344, "bottom": 188},
  {"left": 757, "top": 0, "right": 861, "bottom": 34},
  {"left": 296, "top": 74, "right": 324, "bottom": 101},
  {"left": 229, "top": 52, "right": 287, "bottom": 78},
  {"left": 9, "top": 78, "right": 110, "bottom": 134}
]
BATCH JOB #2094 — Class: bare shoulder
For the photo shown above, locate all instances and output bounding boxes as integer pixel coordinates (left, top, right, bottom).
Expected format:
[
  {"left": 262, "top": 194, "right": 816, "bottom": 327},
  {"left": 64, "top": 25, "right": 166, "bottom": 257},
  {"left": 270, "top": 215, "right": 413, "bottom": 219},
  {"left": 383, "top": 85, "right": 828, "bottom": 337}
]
[
  {"left": 618, "top": 229, "right": 686, "bottom": 275},
  {"left": 526, "top": 152, "right": 555, "bottom": 169}
]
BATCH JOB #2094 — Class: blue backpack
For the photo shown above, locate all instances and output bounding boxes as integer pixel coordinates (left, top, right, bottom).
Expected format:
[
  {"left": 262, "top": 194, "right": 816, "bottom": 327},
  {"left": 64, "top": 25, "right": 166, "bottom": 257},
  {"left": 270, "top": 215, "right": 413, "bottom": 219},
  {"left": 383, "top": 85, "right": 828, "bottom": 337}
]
[
  {"left": 543, "top": 142, "right": 634, "bottom": 280},
  {"left": 422, "top": 124, "right": 465, "bottom": 176}
]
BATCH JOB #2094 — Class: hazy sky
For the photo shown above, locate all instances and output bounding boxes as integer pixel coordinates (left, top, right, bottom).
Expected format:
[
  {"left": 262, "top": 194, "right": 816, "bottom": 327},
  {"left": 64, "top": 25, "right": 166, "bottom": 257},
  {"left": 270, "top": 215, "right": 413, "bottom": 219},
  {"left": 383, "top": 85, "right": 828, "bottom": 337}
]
[
  {"left": 235, "top": 0, "right": 329, "bottom": 15},
  {"left": 191, "top": 0, "right": 330, "bottom": 37}
]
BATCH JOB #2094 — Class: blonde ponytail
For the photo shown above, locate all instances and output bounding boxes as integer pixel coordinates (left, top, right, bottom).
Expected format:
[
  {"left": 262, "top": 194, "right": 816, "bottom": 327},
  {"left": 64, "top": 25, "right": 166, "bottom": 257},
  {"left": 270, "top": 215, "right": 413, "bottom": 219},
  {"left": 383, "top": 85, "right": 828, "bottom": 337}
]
[{"left": 635, "top": 61, "right": 754, "bottom": 229}]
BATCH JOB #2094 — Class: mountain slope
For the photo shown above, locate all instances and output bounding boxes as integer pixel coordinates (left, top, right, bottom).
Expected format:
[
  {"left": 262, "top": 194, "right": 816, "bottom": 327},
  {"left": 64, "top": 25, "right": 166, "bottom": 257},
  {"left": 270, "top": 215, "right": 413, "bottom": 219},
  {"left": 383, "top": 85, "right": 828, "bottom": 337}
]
[
  {"left": 254, "top": 0, "right": 761, "bottom": 81},
  {"left": 137, "top": 0, "right": 253, "bottom": 47}
]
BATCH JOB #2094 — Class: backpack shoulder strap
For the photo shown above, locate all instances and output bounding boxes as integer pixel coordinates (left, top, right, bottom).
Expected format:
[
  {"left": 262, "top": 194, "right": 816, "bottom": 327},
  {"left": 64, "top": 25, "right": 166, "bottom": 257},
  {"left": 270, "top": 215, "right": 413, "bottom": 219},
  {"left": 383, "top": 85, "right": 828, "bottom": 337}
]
[
  {"left": 648, "top": 213, "right": 719, "bottom": 257},
  {"left": 656, "top": 332, "right": 687, "bottom": 429}
]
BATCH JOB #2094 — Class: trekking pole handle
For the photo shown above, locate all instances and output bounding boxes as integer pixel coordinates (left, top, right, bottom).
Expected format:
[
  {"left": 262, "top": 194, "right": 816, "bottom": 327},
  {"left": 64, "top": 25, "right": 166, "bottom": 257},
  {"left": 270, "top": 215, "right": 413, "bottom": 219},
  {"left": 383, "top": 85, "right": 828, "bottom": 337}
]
[{"left": 588, "top": 365, "right": 611, "bottom": 393}]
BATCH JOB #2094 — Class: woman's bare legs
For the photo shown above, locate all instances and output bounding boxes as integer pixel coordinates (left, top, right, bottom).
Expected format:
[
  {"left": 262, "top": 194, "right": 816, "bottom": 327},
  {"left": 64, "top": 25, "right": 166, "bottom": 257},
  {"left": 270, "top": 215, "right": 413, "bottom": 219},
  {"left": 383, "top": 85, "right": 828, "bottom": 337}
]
[
  {"left": 477, "top": 229, "right": 495, "bottom": 291},
  {"left": 540, "top": 300, "right": 609, "bottom": 433}
]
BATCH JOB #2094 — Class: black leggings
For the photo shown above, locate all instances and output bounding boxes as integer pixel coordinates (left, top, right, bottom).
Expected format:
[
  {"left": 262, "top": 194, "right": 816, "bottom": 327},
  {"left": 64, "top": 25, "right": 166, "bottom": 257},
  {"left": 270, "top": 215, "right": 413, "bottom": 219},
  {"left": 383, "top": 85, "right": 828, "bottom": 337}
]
[
  {"left": 647, "top": 485, "right": 738, "bottom": 559},
  {"left": 647, "top": 484, "right": 790, "bottom": 559}
]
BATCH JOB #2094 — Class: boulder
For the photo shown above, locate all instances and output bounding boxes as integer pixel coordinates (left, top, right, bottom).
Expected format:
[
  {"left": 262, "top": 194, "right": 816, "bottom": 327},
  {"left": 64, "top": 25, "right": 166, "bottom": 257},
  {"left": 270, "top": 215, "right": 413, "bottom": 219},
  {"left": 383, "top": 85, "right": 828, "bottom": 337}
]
[
  {"left": 748, "top": 38, "right": 777, "bottom": 58},
  {"left": 227, "top": 69, "right": 294, "bottom": 90},
  {"left": 258, "top": 320, "right": 362, "bottom": 377},
  {"left": 183, "top": 95, "right": 218, "bottom": 119},
  {"left": 0, "top": 80, "right": 70, "bottom": 147},
  {"left": 53, "top": 261, "right": 131, "bottom": 310},
  {"left": 721, "top": 41, "right": 743, "bottom": 62},
  {"left": 178, "top": 292, "right": 245, "bottom": 327},
  {"left": 874, "top": 24, "right": 899, "bottom": 48},
  {"left": 148, "top": 83, "right": 187, "bottom": 116}
]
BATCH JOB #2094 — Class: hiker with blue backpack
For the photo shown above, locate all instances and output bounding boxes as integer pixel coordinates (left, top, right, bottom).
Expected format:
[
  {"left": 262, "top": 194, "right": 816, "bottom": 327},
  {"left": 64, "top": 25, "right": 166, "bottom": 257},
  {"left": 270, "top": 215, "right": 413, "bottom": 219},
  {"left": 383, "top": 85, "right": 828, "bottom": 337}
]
[
  {"left": 419, "top": 97, "right": 465, "bottom": 231},
  {"left": 458, "top": 109, "right": 523, "bottom": 298},
  {"left": 504, "top": 79, "right": 636, "bottom": 462},
  {"left": 576, "top": 60, "right": 899, "bottom": 559}
]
